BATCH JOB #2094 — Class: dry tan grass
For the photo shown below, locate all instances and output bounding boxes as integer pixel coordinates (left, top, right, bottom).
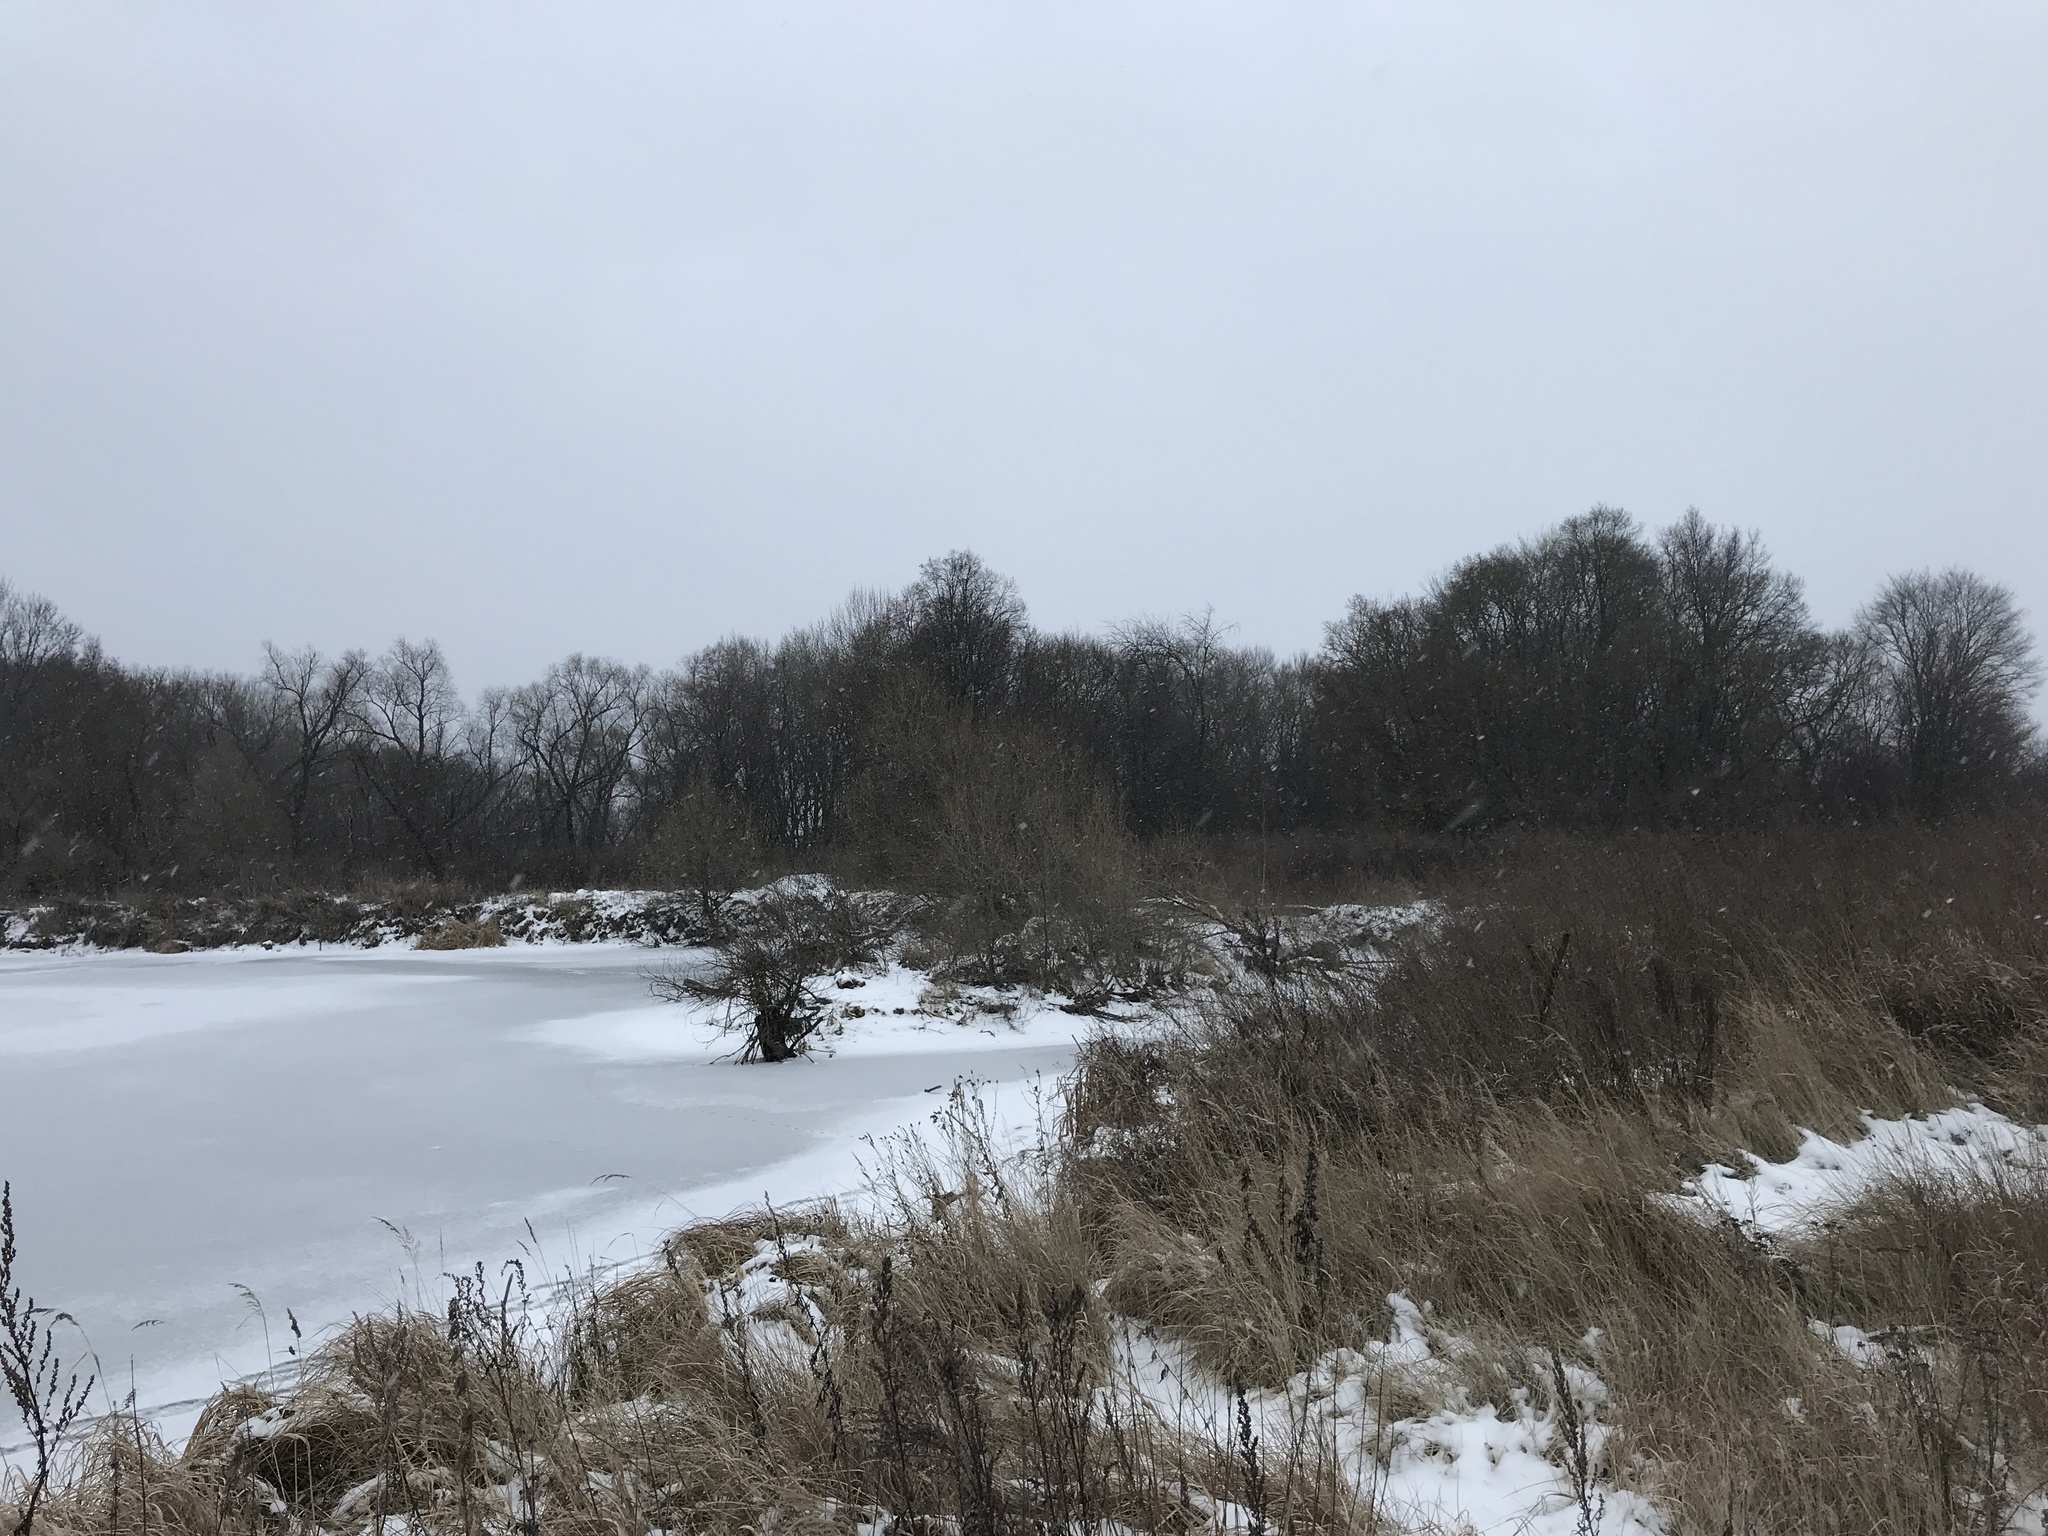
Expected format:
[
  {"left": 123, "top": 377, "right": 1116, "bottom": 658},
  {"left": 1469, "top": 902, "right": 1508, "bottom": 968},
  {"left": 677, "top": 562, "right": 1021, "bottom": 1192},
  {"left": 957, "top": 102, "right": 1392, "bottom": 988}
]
[
  {"left": 413, "top": 918, "right": 506, "bottom": 951},
  {"left": 1060, "top": 817, "right": 2048, "bottom": 1531}
]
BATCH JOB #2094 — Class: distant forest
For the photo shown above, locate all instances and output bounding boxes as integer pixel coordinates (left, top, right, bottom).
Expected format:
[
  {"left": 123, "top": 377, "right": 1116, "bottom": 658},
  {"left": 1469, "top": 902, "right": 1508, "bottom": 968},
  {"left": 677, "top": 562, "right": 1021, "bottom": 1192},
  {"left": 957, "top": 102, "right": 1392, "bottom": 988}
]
[{"left": 2, "top": 507, "right": 2041, "bottom": 897}]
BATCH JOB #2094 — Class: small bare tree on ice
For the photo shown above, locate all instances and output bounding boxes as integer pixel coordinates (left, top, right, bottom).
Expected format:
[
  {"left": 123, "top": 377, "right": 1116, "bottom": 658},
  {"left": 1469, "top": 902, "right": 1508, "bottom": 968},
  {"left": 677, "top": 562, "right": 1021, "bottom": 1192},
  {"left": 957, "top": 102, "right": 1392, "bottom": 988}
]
[{"left": 648, "top": 884, "right": 892, "bottom": 1061}]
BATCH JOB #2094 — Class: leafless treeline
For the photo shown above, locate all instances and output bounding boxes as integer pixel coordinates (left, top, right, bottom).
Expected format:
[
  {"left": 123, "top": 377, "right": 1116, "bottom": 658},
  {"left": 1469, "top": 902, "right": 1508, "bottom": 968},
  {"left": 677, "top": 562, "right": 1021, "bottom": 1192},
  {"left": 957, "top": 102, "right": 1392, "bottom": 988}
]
[{"left": 1, "top": 509, "right": 2040, "bottom": 893}]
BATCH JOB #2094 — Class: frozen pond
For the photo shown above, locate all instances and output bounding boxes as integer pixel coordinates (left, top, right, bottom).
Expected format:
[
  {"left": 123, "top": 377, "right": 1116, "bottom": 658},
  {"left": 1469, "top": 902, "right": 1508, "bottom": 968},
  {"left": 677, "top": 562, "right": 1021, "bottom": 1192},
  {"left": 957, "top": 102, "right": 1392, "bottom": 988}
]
[{"left": 0, "top": 942, "right": 1081, "bottom": 1443}]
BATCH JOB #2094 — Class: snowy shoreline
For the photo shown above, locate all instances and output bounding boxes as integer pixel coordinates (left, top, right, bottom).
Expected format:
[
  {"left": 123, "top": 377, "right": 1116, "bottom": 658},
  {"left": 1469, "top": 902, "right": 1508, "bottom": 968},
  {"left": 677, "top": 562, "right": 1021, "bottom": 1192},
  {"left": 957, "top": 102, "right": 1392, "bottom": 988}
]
[
  {"left": 2, "top": 887, "right": 722, "bottom": 954},
  {"left": 0, "top": 933, "right": 1089, "bottom": 1457}
]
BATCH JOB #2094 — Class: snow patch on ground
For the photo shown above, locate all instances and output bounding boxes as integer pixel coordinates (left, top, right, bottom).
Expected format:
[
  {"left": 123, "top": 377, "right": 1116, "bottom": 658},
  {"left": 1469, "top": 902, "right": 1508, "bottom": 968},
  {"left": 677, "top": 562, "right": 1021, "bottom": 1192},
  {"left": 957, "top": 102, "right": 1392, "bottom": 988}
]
[
  {"left": 1808, "top": 1319, "right": 1888, "bottom": 1368},
  {"left": 1112, "top": 1298, "right": 1662, "bottom": 1534},
  {"left": 1099, "top": 1095, "right": 2048, "bottom": 1532},
  {"left": 1673, "top": 1104, "right": 2048, "bottom": 1236},
  {"left": 1670, "top": 1106, "right": 2048, "bottom": 1534}
]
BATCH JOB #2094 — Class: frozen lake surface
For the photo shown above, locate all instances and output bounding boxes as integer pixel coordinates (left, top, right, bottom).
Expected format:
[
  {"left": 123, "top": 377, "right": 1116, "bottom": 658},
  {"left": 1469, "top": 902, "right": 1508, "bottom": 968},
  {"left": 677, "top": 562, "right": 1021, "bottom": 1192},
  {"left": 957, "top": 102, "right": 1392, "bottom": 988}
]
[{"left": 0, "top": 942, "right": 1080, "bottom": 1443}]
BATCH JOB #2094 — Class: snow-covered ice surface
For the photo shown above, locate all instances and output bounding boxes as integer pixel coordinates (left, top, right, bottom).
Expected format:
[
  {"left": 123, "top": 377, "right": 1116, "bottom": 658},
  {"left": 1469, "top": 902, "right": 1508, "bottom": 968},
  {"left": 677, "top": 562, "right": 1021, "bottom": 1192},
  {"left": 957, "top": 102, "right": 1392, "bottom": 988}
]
[
  {"left": 1674, "top": 1104, "right": 2048, "bottom": 1236},
  {"left": 0, "top": 940, "right": 1080, "bottom": 1452}
]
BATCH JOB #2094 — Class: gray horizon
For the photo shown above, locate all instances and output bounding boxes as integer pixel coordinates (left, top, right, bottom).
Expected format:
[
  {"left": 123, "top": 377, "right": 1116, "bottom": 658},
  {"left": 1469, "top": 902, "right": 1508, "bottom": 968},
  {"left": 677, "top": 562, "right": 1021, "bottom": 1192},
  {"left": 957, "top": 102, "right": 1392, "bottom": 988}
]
[{"left": 2, "top": 3, "right": 2043, "bottom": 696}]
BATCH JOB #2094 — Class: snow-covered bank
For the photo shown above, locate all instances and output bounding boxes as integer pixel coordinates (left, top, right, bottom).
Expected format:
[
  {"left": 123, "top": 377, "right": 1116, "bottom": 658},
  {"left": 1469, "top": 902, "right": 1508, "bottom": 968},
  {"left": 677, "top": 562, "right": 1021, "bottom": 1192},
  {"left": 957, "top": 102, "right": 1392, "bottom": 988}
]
[
  {"left": 14, "top": 886, "right": 2042, "bottom": 1535},
  {"left": 1, "top": 887, "right": 714, "bottom": 953}
]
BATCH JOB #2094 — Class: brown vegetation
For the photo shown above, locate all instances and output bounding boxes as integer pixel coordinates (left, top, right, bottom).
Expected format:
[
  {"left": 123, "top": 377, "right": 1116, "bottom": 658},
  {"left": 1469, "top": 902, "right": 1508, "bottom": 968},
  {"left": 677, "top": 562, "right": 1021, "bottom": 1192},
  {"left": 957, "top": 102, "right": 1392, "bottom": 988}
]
[{"left": 413, "top": 918, "right": 506, "bottom": 951}]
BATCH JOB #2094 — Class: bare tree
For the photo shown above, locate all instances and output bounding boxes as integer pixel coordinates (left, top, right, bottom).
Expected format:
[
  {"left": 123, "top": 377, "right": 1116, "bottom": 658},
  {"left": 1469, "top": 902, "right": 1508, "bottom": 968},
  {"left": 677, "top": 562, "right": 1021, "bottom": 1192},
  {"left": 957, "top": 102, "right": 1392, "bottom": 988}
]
[
  {"left": 1857, "top": 569, "right": 2041, "bottom": 816},
  {"left": 639, "top": 613, "right": 882, "bottom": 856},
  {"left": 761, "top": 630, "right": 865, "bottom": 850},
  {"left": 1312, "top": 595, "right": 1433, "bottom": 822},
  {"left": 0, "top": 581, "right": 83, "bottom": 674},
  {"left": 350, "top": 639, "right": 504, "bottom": 878},
  {"left": 645, "top": 778, "right": 762, "bottom": 930},
  {"left": 1654, "top": 510, "right": 1820, "bottom": 798},
  {"left": 642, "top": 639, "right": 772, "bottom": 810},
  {"left": 1784, "top": 630, "right": 1886, "bottom": 808},
  {"left": 0, "top": 584, "right": 88, "bottom": 871},
  {"left": 1415, "top": 507, "right": 1666, "bottom": 822},
  {"left": 1117, "top": 610, "right": 1229, "bottom": 783},
  {"left": 237, "top": 643, "right": 370, "bottom": 858},
  {"left": 508, "top": 655, "right": 648, "bottom": 856},
  {"left": 902, "top": 550, "right": 1026, "bottom": 714}
]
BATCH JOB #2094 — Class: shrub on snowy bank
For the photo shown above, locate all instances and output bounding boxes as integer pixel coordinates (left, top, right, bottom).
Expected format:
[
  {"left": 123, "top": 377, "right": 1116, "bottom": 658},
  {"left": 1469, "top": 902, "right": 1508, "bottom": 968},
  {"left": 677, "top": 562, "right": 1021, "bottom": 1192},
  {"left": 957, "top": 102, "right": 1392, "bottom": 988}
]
[
  {"left": 640, "top": 868, "right": 1190, "bottom": 1062},
  {"left": 647, "top": 881, "right": 905, "bottom": 1061}
]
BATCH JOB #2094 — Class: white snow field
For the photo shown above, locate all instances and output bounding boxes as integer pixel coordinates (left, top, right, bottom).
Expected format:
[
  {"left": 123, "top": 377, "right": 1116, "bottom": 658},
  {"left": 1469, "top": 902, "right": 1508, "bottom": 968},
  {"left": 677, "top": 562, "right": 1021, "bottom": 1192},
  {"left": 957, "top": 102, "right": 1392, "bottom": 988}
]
[
  {"left": 0, "top": 939, "right": 1082, "bottom": 1445},
  {"left": 1675, "top": 1103, "right": 2048, "bottom": 1236}
]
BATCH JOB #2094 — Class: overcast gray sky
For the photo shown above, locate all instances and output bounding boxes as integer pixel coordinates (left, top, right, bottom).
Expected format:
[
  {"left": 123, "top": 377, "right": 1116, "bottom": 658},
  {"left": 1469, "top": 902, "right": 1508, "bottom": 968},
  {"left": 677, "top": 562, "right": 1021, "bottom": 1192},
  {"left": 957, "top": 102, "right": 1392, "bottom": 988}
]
[{"left": 2, "top": 3, "right": 2043, "bottom": 692}]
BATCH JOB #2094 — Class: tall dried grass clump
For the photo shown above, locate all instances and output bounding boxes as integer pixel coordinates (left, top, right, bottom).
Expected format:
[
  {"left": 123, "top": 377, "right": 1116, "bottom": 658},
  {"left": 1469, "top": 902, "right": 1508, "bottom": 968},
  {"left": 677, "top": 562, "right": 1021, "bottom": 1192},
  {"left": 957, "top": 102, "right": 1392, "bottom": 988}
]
[{"left": 413, "top": 918, "right": 506, "bottom": 951}]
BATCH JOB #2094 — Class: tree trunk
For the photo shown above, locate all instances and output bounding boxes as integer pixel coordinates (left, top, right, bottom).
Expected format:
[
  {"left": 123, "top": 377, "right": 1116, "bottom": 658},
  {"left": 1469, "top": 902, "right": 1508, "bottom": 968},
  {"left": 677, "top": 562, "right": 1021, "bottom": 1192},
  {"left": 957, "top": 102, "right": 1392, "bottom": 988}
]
[{"left": 754, "top": 1008, "right": 798, "bottom": 1061}]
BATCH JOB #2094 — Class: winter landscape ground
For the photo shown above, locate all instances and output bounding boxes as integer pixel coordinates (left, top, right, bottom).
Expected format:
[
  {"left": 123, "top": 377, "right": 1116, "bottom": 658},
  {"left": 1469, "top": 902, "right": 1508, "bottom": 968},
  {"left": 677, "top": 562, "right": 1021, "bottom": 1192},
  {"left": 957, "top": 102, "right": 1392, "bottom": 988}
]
[
  {"left": 7, "top": 2, "right": 2048, "bottom": 1525},
  {"left": 6, "top": 826, "right": 2048, "bottom": 1534}
]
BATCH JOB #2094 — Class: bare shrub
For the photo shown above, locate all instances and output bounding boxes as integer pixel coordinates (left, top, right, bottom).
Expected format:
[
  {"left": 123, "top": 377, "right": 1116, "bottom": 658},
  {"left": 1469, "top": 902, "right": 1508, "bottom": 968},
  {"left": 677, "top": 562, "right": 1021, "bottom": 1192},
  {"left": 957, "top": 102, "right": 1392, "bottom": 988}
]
[
  {"left": 648, "top": 882, "right": 897, "bottom": 1061},
  {"left": 843, "top": 685, "right": 1170, "bottom": 1001},
  {"left": 2, "top": 1183, "right": 94, "bottom": 1536}
]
